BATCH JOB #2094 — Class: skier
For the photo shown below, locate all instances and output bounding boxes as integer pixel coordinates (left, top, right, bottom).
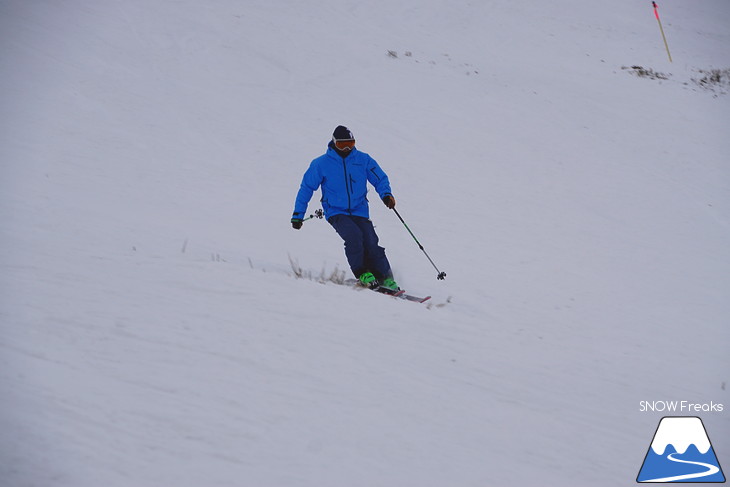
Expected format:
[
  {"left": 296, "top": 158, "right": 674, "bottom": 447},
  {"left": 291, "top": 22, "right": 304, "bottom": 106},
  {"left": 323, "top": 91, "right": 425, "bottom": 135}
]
[{"left": 291, "top": 125, "right": 399, "bottom": 291}]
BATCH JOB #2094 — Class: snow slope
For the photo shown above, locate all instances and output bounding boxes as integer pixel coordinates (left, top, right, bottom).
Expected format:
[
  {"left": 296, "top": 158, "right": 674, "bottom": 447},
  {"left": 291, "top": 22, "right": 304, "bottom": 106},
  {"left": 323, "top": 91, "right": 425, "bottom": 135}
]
[{"left": 1, "top": 0, "right": 729, "bottom": 485}]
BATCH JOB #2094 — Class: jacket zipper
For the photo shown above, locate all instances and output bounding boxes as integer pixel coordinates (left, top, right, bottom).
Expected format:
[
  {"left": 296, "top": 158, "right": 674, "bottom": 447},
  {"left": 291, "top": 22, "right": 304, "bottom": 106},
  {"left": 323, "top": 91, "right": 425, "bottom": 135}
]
[{"left": 342, "top": 157, "right": 352, "bottom": 214}]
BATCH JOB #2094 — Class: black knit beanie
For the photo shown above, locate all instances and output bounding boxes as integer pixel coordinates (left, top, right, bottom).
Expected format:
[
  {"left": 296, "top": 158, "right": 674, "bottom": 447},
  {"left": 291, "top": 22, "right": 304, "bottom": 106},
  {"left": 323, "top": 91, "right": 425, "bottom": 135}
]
[{"left": 332, "top": 125, "right": 354, "bottom": 140}]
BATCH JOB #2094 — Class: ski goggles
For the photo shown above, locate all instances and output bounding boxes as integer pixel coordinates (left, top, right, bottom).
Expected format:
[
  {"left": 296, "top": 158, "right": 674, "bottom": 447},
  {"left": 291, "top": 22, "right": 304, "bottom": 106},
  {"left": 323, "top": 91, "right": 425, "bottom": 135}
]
[{"left": 333, "top": 138, "right": 356, "bottom": 151}]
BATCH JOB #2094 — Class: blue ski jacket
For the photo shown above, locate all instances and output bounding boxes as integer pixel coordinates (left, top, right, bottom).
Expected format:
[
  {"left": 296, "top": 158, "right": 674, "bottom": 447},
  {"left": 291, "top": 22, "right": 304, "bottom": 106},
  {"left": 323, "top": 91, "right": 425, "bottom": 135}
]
[{"left": 293, "top": 143, "right": 393, "bottom": 221}]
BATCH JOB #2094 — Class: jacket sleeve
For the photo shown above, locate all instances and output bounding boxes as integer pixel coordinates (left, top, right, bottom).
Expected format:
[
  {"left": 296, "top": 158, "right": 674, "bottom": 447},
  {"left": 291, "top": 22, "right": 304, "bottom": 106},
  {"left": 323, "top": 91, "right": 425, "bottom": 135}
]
[
  {"left": 365, "top": 155, "right": 393, "bottom": 199},
  {"left": 292, "top": 160, "right": 322, "bottom": 220}
]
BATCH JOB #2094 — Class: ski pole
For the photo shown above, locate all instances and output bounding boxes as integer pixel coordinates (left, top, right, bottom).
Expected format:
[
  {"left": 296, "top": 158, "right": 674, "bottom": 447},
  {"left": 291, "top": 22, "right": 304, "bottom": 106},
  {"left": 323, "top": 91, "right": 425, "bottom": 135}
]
[
  {"left": 392, "top": 207, "right": 446, "bottom": 280},
  {"left": 652, "top": 1, "right": 672, "bottom": 63},
  {"left": 302, "top": 209, "right": 324, "bottom": 222}
]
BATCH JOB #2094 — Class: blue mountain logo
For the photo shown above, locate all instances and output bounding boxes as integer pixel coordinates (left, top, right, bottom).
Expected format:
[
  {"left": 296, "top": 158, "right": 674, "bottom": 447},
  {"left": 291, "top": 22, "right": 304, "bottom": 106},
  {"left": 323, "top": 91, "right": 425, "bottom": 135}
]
[{"left": 637, "top": 416, "right": 725, "bottom": 483}]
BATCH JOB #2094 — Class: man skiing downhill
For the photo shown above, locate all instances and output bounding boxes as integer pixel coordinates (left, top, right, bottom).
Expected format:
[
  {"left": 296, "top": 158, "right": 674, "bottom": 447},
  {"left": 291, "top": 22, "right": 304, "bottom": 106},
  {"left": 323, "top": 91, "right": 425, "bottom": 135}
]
[{"left": 291, "top": 125, "right": 399, "bottom": 291}]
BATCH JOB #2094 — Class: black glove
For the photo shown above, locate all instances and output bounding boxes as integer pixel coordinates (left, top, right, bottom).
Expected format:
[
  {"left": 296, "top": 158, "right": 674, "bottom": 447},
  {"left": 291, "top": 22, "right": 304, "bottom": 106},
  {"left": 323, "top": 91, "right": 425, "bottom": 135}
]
[
  {"left": 382, "top": 195, "right": 396, "bottom": 209},
  {"left": 291, "top": 218, "right": 303, "bottom": 230}
]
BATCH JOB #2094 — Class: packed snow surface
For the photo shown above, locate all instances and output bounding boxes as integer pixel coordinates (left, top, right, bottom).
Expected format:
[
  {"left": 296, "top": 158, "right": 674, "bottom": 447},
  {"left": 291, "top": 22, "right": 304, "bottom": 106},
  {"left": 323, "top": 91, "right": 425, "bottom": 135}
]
[{"left": 1, "top": 0, "right": 729, "bottom": 486}]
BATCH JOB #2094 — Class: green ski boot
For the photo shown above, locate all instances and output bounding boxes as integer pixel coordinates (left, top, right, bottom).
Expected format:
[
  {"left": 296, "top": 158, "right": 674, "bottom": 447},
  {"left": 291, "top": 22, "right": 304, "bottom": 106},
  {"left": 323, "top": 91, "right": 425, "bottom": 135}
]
[
  {"left": 358, "top": 272, "right": 378, "bottom": 288},
  {"left": 380, "top": 277, "right": 400, "bottom": 292}
]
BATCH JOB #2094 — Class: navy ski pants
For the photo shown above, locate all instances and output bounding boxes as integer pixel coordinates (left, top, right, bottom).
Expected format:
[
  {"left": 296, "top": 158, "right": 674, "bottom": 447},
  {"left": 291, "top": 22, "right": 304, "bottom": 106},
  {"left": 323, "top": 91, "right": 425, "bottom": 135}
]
[{"left": 328, "top": 214, "right": 392, "bottom": 279}]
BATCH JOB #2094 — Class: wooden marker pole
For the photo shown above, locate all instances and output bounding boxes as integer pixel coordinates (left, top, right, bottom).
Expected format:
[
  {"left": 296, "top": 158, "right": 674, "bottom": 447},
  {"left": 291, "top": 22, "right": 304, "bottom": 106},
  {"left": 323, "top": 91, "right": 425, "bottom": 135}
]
[{"left": 652, "top": 1, "right": 673, "bottom": 62}]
